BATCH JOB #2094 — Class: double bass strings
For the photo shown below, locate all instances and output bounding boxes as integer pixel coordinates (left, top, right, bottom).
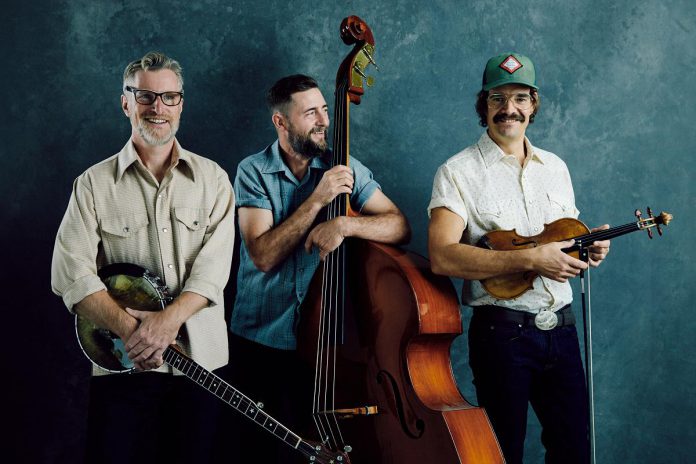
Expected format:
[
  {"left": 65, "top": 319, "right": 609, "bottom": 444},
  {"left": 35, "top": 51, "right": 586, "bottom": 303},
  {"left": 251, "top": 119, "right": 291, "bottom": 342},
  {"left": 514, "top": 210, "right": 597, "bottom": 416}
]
[{"left": 312, "top": 81, "right": 350, "bottom": 451}]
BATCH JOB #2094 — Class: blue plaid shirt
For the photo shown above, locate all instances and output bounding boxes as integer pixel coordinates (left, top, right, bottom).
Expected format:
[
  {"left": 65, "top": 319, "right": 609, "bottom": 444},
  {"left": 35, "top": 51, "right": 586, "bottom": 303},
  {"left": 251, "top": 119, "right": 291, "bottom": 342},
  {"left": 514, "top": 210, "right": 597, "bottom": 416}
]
[{"left": 231, "top": 140, "right": 380, "bottom": 349}]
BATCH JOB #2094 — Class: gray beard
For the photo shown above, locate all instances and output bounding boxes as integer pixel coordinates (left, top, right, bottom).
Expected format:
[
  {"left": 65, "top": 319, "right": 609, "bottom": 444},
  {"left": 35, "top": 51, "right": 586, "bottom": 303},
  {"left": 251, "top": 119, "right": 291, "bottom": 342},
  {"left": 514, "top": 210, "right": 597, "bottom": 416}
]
[{"left": 137, "top": 120, "right": 179, "bottom": 146}]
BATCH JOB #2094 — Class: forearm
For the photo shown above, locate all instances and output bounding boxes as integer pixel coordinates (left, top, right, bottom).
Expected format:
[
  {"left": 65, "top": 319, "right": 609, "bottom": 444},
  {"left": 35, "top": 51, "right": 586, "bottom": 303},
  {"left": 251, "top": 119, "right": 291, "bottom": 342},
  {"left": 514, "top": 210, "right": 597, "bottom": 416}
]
[
  {"left": 342, "top": 212, "right": 411, "bottom": 245},
  {"left": 430, "top": 242, "right": 534, "bottom": 280},
  {"left": 74, "top": 290, "right": 138, "bottom": 341},
  {"left": 163, "top": 291, "right": 209, "bottom": 326},
  {"left": 250, "top": 199, "right": 323, "bottom": 271}
]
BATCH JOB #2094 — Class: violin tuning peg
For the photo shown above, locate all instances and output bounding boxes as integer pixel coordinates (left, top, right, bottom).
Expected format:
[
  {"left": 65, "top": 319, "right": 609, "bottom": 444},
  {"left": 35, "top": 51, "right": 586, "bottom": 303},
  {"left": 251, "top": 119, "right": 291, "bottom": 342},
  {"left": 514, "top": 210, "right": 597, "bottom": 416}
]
[
  {"left": 634, "top": 209, "right": 642, "bottom": 219},
  {"left": 656, "top": 224, "right": 663, "bottom": 236},
  {"left": 647, "top": 228, "right": 653, "bottom": 239},
  {"left": 647, "top": 206, "right": 654, "bottom": 218}
]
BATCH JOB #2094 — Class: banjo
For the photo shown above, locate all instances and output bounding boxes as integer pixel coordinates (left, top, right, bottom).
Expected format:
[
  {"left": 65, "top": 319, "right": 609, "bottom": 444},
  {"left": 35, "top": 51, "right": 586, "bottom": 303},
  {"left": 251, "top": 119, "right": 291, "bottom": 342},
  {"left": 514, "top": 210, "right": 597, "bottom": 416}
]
[{"left": 75, "top": 262, "right": 349, "bottom": 464}]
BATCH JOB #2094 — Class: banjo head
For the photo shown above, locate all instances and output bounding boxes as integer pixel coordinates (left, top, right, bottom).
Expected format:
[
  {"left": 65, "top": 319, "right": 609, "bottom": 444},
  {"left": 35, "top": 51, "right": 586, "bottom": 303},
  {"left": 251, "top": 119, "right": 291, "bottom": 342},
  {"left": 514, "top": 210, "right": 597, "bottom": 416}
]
[{"left": 75, "top": 263, "right": 172, "bottom": 373}]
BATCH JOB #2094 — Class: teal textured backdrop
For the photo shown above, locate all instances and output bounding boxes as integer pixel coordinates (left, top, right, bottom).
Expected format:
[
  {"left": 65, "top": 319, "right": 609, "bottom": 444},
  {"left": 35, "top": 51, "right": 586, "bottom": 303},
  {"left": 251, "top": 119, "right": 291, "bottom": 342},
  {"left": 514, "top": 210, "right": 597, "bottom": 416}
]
[{"left": 2, "top": 0, "right": 694, "bottom": 462}]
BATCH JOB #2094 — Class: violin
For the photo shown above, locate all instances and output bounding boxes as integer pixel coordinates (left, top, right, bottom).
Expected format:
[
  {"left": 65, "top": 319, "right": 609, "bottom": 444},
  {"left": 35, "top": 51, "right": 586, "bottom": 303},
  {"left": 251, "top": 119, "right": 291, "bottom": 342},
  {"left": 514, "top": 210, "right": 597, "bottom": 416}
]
[
  {"left": 478, "top": 207, "right": 672, "bottom": 299},
  {"left": 296, "top": 16, "right": 504, "bottom": 463}
]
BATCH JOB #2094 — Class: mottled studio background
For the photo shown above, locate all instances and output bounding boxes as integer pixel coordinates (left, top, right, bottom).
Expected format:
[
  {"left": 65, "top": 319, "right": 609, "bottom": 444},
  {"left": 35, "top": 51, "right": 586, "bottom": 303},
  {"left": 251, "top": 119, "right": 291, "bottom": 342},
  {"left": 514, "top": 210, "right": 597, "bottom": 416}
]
[{"left": 2, "top": 0, "right": 694, "bottom": 462}]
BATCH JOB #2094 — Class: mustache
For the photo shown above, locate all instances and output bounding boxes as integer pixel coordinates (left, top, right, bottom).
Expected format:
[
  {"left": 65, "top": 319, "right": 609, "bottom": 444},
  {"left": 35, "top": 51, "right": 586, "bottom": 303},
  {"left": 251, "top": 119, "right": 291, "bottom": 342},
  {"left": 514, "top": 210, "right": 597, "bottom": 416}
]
[
  {"left": 310, "top": 126, "right": 327, "bottom": 135},
  {"left": 142, "top": 112, "right": 171, "bottom": 121},
  {"left": 493, "top": 112, "right": 525, "bottom": 123}
]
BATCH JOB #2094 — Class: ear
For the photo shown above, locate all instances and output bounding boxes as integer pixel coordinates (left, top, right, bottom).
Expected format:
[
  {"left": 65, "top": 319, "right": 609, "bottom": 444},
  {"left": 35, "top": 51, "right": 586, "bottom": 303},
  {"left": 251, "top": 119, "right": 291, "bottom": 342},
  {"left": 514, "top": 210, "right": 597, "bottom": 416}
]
[
  {"left": 271, "top": 111, "right": 287, "bottom": 132},
  {"left": 121, "top": 94, "right": 130, "bottom": 117}
]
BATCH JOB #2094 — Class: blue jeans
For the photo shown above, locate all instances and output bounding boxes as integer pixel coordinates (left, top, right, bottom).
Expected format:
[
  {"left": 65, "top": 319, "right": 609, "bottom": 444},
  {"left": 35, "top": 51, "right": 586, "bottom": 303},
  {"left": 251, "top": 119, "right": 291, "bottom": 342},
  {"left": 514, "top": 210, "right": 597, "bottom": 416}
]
[{"left": 469, "top": 311, "right": 589, "bottom": 464}]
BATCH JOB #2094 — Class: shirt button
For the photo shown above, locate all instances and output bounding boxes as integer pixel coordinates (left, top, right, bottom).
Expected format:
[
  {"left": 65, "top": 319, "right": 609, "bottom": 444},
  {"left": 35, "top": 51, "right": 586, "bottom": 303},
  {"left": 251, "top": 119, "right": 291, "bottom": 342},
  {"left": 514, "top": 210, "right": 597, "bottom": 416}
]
[
  {"left": 168, "top": 264, "right": 174, "bottom": 269},
  {"left": 193, "top": 221, "right": 199, "bottom": 226},
  {"left": 123, "top": 227, "right": 129, "bottom": 233},
  {"left": 162, "top": 228, "right": 168, "bottom": 233}
]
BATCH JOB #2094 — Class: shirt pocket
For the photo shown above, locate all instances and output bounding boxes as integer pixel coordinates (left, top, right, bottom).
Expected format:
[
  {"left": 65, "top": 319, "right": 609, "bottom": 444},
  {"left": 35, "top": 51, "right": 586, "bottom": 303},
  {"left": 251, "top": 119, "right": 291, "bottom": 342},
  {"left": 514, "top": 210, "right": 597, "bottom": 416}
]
[
  {"left": 476, "top": 197, "right": 517, "bottom": 231},
  {"left": 100, "top": 212, "right": 150, "bottom": 263},
  {"left": 546, "top": 192, "right": 578, "bottom": 221},
  {"left": 173, "top": 207, "right": 211, "bottom": 264}
]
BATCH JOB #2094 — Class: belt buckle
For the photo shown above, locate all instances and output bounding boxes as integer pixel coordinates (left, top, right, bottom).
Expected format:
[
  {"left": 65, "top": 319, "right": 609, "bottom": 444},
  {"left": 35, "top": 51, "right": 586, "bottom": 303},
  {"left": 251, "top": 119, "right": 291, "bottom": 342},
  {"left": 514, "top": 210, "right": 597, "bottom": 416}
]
[{"left": 534, "top": 309, "right": 558, "bottom": 330}]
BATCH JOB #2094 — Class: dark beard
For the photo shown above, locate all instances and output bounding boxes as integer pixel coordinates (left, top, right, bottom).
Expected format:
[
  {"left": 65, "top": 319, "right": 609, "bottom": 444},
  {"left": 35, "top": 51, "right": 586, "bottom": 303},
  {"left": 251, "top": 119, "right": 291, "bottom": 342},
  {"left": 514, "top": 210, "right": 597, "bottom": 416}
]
[{"left": 288, "top": 127, "right": 329, "bottom": 159}]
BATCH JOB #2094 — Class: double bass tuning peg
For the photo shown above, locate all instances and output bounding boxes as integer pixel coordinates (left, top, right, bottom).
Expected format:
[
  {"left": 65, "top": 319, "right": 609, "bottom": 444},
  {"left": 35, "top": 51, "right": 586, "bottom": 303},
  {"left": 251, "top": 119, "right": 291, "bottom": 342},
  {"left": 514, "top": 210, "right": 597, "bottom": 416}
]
[
  {"left": 361, "top": 47, "right": 378, "bottom": 68},
  {"left": 353, "top": 64, "right": 375, "bottom": 87}
]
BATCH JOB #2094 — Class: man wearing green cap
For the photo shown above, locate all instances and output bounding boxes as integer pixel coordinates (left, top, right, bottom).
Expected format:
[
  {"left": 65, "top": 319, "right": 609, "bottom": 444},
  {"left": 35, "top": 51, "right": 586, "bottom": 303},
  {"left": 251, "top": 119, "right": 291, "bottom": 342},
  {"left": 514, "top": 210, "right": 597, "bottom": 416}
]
[{"left": 427, "top": 52, "right": 611, "bottom": 463}]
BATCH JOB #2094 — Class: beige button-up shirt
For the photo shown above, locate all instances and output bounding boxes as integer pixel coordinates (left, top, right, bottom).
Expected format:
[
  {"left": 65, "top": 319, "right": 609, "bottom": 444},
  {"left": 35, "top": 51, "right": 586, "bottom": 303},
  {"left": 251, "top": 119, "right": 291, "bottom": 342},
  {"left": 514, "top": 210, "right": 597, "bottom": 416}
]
[
  {"left": 52, "top": 139, "right": 235, "bottom": 375},
  {"left": 428, "top": 131, "right": 580, "bottom": 313}
]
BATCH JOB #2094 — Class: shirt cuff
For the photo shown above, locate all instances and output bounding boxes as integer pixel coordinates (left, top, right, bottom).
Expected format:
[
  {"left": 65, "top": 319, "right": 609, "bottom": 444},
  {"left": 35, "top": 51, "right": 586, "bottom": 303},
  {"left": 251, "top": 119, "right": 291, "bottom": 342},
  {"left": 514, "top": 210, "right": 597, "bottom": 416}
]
[
  {"left": 354, "top": 183, "right": 380, "bottom": 212},
  {"left": 62, "top": 275, "right": 107, "bottom": 314},
  {"left": 182, "top": 277, "right": 221, "bottom": 307},
  {"left": 237, "top": 198, "right": 271, "bottom": 210},
  {"left": 427, "top": 198, "right": 468, "bottom": 224}
]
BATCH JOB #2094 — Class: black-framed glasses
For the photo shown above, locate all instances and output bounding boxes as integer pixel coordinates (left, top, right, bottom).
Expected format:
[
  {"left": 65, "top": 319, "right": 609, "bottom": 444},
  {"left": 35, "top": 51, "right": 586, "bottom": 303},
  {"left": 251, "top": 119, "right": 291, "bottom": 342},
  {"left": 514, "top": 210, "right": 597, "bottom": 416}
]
[
  {"left": 124, "top": 86, "right": 184, "bottom": 106},
  {"left": 487, "top": 92, "right": 533, "bottom": 110}
]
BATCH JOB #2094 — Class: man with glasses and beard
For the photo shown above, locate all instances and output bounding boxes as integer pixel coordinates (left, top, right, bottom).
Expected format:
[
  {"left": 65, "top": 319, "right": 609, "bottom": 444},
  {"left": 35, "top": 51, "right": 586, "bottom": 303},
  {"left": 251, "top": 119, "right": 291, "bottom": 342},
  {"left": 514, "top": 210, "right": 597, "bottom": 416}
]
[
  {"left": 427, "top": 53, "right": 610, "bottom": 463},
  {"left": 51, "top": 51, "right": 235, "bottom": 463},
  {"left": 219, "top": 74, "right": 410, "bottom": 462}
]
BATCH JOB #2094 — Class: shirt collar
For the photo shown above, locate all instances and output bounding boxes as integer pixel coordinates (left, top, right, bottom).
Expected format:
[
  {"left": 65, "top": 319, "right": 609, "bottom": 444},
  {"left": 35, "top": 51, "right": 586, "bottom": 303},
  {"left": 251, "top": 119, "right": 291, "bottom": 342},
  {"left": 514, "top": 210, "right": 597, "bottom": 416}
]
[
  {"left": 116, "top": 138, "right": 194, "bottom": 182},
  {"left": 477, "top": 131, "right": 545, "bottom": 168},
  {"left": 261, "top": 139, "right": 331, "bottom": 175}
]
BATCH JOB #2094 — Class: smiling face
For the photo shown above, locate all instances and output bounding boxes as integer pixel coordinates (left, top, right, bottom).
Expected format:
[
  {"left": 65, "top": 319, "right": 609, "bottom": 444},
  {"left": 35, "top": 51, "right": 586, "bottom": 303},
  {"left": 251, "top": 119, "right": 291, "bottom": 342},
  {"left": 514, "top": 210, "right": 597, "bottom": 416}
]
[
  {"left": 280, "top": 88, "right": 330, "bottom": 158},
  {"left": 121, "top": 69, "right": 183, "bottom": 147},
  {"left": 485, "top": 83, "right": 535, "bottom": 143}
]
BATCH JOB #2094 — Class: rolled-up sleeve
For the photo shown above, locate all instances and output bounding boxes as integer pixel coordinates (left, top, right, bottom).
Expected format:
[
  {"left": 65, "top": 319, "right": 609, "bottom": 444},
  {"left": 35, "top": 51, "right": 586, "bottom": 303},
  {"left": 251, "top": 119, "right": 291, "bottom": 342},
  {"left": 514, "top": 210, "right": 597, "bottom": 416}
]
[
  {"left": 234, "top": 160, "right": 271, "bottom": 210},
  {"left": 427, "top": 163, "right": 469, "bottom": 226},
  {"left": 181, "top": 167, "right": 235, "bottom": 307},
  {"left": 350, "top": 157, "right": 381, "bottom": 212},
  {"left": 51, "top": 175, "right": 107, "bottom": 312}
]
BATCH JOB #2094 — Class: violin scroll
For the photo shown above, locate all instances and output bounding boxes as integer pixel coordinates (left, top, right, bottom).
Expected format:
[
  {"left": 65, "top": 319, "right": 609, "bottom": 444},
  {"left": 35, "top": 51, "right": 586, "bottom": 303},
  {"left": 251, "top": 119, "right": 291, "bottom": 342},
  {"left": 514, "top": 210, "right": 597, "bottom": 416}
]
[{"left": 638, "top": 207, "right": 672, "bottom": 238}]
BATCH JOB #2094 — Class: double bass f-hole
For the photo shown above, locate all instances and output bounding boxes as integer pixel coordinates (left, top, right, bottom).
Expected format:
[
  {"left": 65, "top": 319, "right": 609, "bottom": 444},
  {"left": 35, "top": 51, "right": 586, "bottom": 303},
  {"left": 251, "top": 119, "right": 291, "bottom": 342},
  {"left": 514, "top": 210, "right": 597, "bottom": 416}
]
[{"left": 377, "top": 370, "right": 425, "bottom": 439}]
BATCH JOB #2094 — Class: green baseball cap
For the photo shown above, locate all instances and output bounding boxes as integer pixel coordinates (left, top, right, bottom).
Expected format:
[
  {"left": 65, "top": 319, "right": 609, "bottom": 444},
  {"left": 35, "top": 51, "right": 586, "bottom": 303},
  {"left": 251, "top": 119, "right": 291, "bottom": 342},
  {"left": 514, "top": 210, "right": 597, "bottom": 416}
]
[{"left": 482, "top": 52, "right": 538, "bottom": 91}]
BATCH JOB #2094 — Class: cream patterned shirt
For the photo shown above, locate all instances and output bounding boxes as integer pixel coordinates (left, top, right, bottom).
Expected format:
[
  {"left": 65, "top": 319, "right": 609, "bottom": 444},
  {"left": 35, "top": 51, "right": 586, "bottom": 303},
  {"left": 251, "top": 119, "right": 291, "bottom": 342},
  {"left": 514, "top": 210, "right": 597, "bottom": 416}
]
[
  {"left": 51, "top": 139, "right": 235, "bottom": 375},
  {"left": 428, "top": 131, "right": 579, "bottom": 313}
]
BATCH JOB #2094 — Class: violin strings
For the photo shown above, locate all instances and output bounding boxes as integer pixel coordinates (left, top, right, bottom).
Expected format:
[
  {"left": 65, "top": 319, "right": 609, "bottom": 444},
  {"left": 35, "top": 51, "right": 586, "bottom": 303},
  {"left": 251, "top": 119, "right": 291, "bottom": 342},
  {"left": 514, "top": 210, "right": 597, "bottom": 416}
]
[{"left": 573, "top": 222, "right": 640, "bottom": 244}]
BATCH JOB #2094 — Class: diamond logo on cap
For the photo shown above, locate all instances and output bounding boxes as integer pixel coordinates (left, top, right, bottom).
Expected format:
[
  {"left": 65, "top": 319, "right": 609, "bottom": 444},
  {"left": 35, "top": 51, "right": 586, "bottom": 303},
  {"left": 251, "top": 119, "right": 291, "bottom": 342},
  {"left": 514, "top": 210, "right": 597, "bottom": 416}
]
[{"left": 500, "top": 55, "right": 523, "bottom": 74}]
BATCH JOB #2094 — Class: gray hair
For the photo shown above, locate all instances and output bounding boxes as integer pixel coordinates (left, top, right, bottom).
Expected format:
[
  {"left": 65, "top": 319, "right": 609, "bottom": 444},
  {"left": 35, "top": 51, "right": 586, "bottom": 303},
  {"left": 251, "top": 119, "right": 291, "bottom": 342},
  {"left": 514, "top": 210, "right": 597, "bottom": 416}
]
[{"left": 122, "top": 51, "right": 184, "bottom": 90}]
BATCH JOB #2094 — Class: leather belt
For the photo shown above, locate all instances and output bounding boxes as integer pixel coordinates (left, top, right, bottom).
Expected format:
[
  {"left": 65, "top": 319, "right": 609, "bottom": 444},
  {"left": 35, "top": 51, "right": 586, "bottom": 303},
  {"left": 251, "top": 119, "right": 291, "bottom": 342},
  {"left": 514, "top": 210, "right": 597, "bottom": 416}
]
[{"left": 472, "top": 304, "right": 575, "bottom": 328}]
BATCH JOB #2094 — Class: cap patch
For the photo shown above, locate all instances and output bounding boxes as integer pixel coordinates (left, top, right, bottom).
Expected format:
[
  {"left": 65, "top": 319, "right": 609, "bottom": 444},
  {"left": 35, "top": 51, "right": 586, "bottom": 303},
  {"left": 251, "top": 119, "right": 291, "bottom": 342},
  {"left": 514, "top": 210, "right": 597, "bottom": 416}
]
[{"left": 499, "top": 55, "right": 523, "bottom": 74}]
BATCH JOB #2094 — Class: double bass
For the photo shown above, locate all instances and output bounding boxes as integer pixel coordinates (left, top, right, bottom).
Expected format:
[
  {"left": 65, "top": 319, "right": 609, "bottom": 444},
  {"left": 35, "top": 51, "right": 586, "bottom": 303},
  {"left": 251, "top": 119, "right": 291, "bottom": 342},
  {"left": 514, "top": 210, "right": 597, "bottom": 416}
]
[{"left": 297, "top": 16, "right": 504, "bottom": 463}]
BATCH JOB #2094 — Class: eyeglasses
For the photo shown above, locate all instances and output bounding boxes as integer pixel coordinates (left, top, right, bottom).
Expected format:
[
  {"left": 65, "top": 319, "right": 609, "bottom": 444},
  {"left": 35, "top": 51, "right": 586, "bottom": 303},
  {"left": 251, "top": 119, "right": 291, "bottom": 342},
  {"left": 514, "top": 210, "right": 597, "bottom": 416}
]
[
  {"left": 124, "top": 86, "right": 184, "bottom": 106},
  {"left": 487, "top": 92, "right": 534, "bottom": 110}
]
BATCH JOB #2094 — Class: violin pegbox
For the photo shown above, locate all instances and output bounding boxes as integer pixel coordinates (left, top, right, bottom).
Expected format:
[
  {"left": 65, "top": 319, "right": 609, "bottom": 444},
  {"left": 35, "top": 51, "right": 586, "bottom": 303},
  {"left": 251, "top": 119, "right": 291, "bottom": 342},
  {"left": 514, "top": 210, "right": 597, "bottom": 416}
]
[
  {"left": 338, "top": 16, "right": 377, "bottom": 104},
  {"left": 636, "top": 206, "right": 673, "bottom": 238}
]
